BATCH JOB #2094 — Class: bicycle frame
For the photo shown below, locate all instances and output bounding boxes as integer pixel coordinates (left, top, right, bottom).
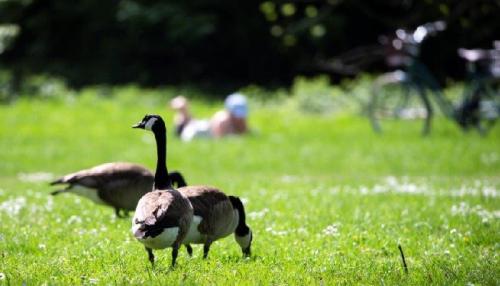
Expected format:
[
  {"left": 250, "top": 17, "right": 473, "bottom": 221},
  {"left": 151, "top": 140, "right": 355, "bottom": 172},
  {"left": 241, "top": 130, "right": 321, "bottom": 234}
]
[{"left": 370, "top": 21, "right": 455, "bottom": 135}]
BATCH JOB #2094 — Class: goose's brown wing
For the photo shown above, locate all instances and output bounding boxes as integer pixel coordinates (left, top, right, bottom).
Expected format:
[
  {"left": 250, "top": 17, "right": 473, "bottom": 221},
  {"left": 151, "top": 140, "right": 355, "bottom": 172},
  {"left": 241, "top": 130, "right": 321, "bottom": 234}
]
[
  {"left": 51, "top": 162, "right": 153, "bottom": 209},
  {"left": 97, "top": 171, "right": 154, "bottom": 210},
  {"left": 133, "top": 190, "right": 193, "bottom": 239},
  {"left": 178, "top": 186, "right": 234, "bottom": 235},
  {"left": 50, "top": 162, "right": 152, "bottom": 188}
]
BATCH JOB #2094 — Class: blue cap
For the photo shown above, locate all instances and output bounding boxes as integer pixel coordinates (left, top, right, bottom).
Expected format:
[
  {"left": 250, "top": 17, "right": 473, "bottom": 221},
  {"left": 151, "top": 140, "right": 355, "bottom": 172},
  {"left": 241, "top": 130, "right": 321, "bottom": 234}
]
[{"left": 225, "top": 93, "right": 248, "bottom": 118}]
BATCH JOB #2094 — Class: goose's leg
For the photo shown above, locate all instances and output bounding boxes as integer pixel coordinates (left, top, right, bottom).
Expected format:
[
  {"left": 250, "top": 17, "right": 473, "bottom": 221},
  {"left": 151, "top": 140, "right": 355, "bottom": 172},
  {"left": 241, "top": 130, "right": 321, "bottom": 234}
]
[
  {"left": 185, "top": 244, "right": 193, "bottom": 257},
  {"left": 146, "top": 247, "right": 155, "bottom": 268},
  {"left": 203, "top": 240, "right": 213, "bottom": 259},
  {"left": 171, "top": 243, "right": 180, "bottom": 267},
  {"left": 115, "top": 208, "right": 123, "bottom": 218}
]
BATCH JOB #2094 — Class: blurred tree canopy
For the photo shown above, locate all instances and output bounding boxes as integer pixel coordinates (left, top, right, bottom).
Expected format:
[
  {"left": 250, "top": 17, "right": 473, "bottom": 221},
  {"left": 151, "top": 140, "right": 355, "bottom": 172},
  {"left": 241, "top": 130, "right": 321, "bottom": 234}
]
[{"left": 0, "top": 0, "right": 498, "bottom": 89}]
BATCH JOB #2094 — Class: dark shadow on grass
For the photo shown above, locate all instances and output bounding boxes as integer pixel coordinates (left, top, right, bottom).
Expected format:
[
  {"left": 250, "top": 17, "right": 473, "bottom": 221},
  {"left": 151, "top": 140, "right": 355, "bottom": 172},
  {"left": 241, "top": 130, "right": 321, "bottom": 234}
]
[
  {"left": 146, "top": 264, "right": 176, "bottom": 275},
  {"left": 217, "top": 254, "right": 260, "bottom": 263}
]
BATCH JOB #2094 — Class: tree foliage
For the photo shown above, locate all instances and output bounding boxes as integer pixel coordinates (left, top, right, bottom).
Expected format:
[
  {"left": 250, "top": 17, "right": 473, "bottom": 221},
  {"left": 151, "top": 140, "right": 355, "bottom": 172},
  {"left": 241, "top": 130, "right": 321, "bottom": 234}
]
[{"left": 0, "top": 0, "right": 498, "bottom": 88}]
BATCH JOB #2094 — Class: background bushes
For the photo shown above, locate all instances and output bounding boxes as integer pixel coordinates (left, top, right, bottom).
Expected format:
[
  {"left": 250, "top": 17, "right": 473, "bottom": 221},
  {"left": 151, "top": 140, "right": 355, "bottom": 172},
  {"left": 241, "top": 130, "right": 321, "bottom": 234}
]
[{"left": 0, "top": 0, "right": 498, "bottom": 92}]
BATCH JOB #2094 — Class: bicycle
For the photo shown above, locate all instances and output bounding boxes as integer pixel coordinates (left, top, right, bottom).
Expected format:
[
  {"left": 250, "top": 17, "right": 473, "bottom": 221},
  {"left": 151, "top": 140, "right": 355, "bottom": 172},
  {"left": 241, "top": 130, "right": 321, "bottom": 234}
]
[
  {"left": 369, "top": 21, "right": 500, "bottom": 135},
  {"left": 454, "top": 42, "right": 500, "bottom": 134},
  {"left": 369, "top": 21, "right": 456, "bottom": 135}
]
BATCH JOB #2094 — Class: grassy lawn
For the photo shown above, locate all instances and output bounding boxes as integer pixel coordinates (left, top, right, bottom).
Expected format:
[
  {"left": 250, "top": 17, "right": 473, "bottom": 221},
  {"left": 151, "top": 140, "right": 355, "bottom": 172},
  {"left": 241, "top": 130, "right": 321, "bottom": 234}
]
[{"left": 0, "top": 89, "right": 499, "bottom": 285}]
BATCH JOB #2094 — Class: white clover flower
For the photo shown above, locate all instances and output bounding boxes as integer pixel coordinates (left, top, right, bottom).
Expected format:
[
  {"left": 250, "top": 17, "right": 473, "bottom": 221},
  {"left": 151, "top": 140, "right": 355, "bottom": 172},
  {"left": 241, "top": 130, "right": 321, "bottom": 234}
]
[
  {"left": 0, "top": 197, "right": 27, "bottom": 217},
  {"left": 67, "top": 215, "right": 82, "bottom": 224},
  {"left": 481, "top": 187, "right": 498, "bottom": 198},
  {"left": 385, "top": 176, "right": 398, "bottom": 186},
  {"left": 296, "top": 227, "right": 308, "bottom": 235},
  {"left": 45, "top": 197, "right": 54, "bottom": 211},
  {"left": 17, "top": 172, "right": 54, "bottom": 183},
  {"left": 0, "top": 273, "right": 5, "bottom": 280},
  {"left": 322, "top": 224, "right": 340, "bottom": 237},
  {"left": 248, "top": 208, "right": 269, "bottom": 219},
  {"left": 451, "top": 202, "right": 469, "bottom": 216},
  {"left": 265, "top": 227, "right": 289, "bottom": 236}
]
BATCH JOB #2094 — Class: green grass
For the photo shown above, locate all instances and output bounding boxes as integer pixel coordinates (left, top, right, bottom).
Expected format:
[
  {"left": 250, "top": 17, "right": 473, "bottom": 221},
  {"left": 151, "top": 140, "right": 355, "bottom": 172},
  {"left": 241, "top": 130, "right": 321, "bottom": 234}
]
[{"left": 0, "top": 90, "right": 499, "bottom": 285}]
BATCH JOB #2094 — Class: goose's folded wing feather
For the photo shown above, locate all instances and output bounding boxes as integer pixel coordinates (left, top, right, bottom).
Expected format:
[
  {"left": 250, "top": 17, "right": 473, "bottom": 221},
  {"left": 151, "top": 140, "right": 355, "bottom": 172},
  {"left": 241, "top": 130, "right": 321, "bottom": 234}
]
[
  {"left": 178, "top": 186, "right": 228, "bottom": 217},
  {"left": 133, "top": 191, "right": 188, "bottom": 238},
  {"left": 177, "top": 186, "right": 234, "bottom": 234},
  {"left": 50, "top": 162, "right": 152, "bottom": 188}
]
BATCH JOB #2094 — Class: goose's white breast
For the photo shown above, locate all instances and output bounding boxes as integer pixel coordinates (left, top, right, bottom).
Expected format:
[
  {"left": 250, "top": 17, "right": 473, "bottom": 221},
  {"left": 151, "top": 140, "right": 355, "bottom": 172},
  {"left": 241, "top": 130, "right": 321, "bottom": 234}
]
[
  {"left": 135, "top": 227, "right": 180, "bottom": 250},
  {"left": 183, "top": 215, "right": 205, "bottom": 244},
  {"left": 70, "top": 185, "right": 106, "bottom": 205}
]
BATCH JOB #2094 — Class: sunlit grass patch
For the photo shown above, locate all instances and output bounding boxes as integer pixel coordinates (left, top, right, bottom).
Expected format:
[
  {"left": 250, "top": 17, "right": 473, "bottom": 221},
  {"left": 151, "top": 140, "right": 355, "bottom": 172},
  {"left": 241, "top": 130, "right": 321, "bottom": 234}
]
[{"left": 0, "top": 90, "right": 499, "bottom": 285}]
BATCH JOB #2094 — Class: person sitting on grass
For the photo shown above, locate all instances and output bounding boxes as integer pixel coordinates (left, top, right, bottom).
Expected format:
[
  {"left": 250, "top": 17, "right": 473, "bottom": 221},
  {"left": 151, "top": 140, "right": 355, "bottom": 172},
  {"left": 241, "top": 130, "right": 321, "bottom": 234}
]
[
  {"left": 210, "top": 93, "right": 249, "bottom": 137},
  {"left": 170, "top": 95, "right": 211, "bottom": 141},
  {"left": 170, "top": 93, "right": 249, "bottom": 141}
]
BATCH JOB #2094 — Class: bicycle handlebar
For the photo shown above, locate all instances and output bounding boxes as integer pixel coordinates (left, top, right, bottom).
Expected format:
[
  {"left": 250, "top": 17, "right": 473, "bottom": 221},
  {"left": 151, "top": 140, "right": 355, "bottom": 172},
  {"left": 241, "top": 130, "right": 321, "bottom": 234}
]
[{"left": 396, "top": 21, "right": 447, "bottom": 45}]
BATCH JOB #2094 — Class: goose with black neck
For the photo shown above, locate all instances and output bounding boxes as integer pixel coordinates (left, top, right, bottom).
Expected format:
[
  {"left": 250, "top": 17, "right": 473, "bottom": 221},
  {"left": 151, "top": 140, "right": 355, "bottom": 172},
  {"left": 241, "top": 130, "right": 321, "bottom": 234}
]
[
  {"left": 179, "top": 186, "right": 253, "bottom": 259},
  {"left": 50, "top": 162, "right": 187, "bottom": 218},
  {"left": 131, "top": 114, "right": 193, "bottom": 268}
]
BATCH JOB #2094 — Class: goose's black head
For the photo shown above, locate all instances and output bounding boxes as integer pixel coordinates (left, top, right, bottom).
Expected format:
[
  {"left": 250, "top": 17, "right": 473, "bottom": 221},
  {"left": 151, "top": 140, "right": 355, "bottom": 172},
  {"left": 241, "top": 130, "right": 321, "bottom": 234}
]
[{"left": 132, "top": 114, "right": 165, "bottom": 132}]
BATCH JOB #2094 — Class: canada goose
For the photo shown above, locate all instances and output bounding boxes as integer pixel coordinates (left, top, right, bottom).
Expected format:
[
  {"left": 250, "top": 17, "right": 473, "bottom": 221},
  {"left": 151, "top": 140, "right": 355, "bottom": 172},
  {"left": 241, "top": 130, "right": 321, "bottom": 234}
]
[
  {"left": 131, "top": 114, "right": 193, "bottom": 268},
  {"left": 50, "top": 163, "right": 187, "bottom": 218},
  {"left": 180, "top": 186, "right": 253, "bottom": 258}
]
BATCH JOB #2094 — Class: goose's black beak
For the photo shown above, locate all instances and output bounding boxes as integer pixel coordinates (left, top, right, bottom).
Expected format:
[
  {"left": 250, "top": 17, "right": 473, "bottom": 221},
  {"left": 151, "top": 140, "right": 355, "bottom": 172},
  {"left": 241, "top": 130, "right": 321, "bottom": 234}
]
[{"left": 132, "top": 122, "right": 144, "bottom": 129}]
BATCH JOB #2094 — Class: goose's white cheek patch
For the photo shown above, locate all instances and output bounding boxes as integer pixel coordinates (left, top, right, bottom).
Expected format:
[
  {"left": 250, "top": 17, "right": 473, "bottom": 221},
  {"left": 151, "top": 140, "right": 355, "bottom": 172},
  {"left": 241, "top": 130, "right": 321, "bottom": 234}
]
[
  {"left": 145, "top": 118, "right": 157, "bottom": 130},
  {"left": 235, "top": 230, "right": 252, "bottom": 249}
]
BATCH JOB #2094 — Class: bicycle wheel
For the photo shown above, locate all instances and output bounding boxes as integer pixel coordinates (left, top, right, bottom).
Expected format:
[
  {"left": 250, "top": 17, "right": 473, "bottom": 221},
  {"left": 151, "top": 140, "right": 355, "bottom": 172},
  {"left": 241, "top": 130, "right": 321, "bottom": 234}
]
[
  {"left": 369, "top": 72, "right": 430, "bottom": 134},
  {"left": 476, "top": 81, "right": 499, "bottom": 134},
  {"left": 456, "top": 79, "right": 499, "bottom": 135}
]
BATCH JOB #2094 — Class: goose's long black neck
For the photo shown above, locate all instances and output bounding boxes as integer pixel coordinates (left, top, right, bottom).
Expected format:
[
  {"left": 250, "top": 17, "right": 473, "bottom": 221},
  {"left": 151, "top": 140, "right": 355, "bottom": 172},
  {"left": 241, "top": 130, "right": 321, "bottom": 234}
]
[{"left": 152, "top": 125, "right": 172, "bottom": 190}]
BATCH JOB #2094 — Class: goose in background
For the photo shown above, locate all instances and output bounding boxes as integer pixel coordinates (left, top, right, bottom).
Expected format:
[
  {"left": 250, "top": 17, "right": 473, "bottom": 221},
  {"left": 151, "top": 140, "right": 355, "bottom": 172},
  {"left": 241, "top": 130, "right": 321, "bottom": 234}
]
[
  {"left": 131, "top": 114, "right": 193, "bottom": 268},
  {"left": 50, "top": 162, "right": 187, "bottom": 217},
  {"left": 180, "top": 186, "right": 253, "bottom": 258}
]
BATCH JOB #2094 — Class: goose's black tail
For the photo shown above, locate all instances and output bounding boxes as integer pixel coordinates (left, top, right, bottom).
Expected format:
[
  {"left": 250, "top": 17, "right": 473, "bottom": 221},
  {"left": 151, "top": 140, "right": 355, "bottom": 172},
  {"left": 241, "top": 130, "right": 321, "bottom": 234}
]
[
  {"left": 229, "top": 196, "right": 250, "bottom": 236},
  {"left": 49, "top": 178, "right": 65, "bottom": 186},
  {"left": 169, "top": 171, "right": 187, "bottom": 188}
]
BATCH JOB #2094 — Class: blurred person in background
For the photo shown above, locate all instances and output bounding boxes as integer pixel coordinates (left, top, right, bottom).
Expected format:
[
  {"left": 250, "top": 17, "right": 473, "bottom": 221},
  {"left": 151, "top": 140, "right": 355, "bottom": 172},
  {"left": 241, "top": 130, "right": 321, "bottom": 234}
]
[
  {"left": 170, "top": 95, "right": 211, "bottom": 141},
  {"left": 170, "top": 93, "right": 249, "bottom": 141},
  {"left": 170, "top": 95, "right": 191, "bottom": 136},
  {"left": 210, "top": 93, "right": 249, "bottom": 137}
]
